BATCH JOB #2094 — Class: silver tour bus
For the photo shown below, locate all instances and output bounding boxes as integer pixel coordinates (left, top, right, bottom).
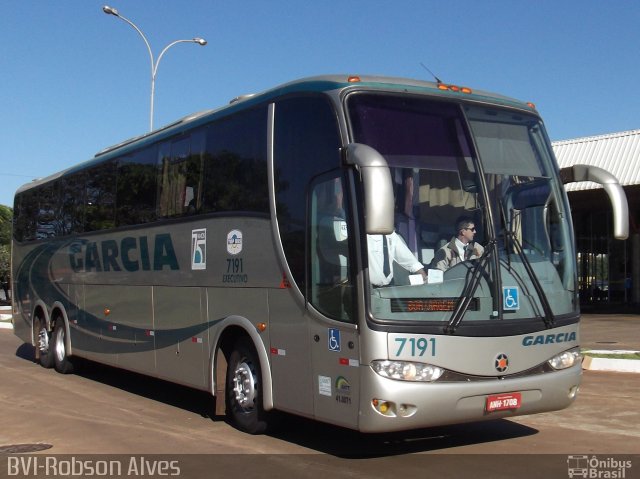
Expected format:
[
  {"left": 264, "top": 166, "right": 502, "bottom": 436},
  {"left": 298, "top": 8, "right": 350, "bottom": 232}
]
[{"left": 12, "top": 75, "right": 628, "bottom": 434}]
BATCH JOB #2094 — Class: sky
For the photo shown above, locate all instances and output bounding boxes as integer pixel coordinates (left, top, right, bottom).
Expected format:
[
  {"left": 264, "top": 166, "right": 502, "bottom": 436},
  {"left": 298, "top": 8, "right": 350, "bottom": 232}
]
[{"left": 1, "top": 0, "right": 639, "bottom": 208}]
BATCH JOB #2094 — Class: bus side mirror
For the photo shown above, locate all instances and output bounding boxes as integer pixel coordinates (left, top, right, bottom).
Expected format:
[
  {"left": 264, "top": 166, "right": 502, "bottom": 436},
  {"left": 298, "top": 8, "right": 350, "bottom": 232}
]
[
  {"left": 343, "top": 143, "right": 394, "bottom": 234},
  {"left": 560, "top": 164, "right": 629, "bottom": 240}
]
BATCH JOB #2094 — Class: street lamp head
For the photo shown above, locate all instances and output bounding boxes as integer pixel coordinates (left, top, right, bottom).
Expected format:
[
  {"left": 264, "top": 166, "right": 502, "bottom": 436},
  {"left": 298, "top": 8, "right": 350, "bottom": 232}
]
[
  {"left": 194, "top": 38, "right": 207, "bottom": 46},
  {"left": 102, "top": 5, "right": 119, "bottom": 16}
]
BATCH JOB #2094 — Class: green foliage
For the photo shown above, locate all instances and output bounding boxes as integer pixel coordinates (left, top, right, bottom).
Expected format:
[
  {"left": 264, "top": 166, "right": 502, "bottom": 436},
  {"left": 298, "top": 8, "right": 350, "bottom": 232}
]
[
  {"left": 0, "top": 206, "right": 12, "bottom": 281},
  {"left": 0, "top": 205, "right": 11, "bottom": 246},
  {"left": 0, "top": 244, "right": 9, "bottom": 280}
]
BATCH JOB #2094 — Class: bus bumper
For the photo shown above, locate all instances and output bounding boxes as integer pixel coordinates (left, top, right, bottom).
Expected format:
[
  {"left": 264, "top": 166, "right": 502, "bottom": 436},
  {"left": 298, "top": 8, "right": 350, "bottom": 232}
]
[{"left": 357, "top": 364, "right": 581, "bottom": 433}]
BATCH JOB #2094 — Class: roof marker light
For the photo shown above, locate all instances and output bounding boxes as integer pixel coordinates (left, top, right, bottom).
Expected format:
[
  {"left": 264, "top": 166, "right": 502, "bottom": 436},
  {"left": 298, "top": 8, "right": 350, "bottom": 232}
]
[
  {"left": 437, "top": 83, "right": 473, "bottom": 94},
  {"left": 527, "top": 102, "right": 537, "bottom": 110},
  {"left": 348, "top": 75, "right": 361, "bottom": 83}
]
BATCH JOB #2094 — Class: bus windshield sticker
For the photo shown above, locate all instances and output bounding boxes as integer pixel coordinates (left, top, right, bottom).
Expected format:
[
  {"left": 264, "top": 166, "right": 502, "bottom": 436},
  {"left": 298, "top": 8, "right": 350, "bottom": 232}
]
[
  {"left": 503, "top": 286, "right": 520, "bottom": 311},
  {"left": 227, "top": 229, "right": 243, "bottom": 255},
  {"left": 191, "top": 229, "right": 207, "bottom": 270}
]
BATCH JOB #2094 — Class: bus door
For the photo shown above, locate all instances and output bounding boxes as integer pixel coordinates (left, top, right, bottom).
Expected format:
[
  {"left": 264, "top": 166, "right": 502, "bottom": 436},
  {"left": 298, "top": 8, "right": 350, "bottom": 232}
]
[
  {"left": 268, "top": 172, "right": 360, "bottom": 429},
  {"left": 307, "top": 174, "right": 360, "bottom": 429}
]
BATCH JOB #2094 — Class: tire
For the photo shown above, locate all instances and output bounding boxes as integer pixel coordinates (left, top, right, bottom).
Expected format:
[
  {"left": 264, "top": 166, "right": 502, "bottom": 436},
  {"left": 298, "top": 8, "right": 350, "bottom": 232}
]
[
  {"left": 52, "top": 320, "right": 74, "bottom": 374},
  {"left": 35, "top": 317, "right": 54, "bottom": 369},
  {"left": 225, "top": 338, "right": 270, "bottom": 434}
]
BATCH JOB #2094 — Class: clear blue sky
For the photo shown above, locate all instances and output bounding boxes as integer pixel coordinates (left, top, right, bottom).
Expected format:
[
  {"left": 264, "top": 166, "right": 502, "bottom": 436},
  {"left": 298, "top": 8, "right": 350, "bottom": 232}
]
[{"left": 1, "top": 1, "right": 639, "bottom": 207}]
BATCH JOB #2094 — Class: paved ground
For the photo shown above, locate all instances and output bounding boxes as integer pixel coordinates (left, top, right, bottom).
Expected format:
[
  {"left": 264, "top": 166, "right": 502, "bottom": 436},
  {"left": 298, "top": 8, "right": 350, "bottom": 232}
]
[
  {"left": 0, "top": 313, "right": 638, "bottom": 478},
  {"left": 580, "top": 314, "right": 640, "bottom": 352},
  {"left": 0, "top": 328, "right": 638, "bottom": 456}
]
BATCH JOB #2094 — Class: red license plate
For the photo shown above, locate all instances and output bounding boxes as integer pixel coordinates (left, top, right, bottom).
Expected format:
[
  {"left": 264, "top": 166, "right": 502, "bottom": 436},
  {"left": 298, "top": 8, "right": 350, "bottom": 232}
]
[{"left": 486, "top": 392, "right": 522, "bottom": 412}]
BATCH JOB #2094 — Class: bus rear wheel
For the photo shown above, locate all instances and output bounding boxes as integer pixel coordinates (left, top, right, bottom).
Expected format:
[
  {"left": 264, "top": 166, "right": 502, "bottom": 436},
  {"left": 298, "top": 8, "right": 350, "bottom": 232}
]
[
  {"left": 52, "top": 320, "right": 74, "bottom": 374},
  {"left": 35, "top": 317, "right": 54, "bottom": 369},
  {"left": 225, "top": 338, "right": 269, "bottom": 434}
]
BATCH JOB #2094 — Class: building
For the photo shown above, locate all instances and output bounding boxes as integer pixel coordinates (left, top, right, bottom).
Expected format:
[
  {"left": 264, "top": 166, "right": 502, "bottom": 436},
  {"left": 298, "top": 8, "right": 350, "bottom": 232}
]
[{"left": 552, "top": 129, "right": 640, "bottom": 311}]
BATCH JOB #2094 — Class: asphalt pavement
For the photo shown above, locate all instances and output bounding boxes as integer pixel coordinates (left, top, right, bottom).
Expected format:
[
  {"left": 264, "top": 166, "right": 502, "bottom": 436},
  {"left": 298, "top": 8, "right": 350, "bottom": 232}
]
[{"left": 580, "top": 313, "right": 640, "bottom": 351}]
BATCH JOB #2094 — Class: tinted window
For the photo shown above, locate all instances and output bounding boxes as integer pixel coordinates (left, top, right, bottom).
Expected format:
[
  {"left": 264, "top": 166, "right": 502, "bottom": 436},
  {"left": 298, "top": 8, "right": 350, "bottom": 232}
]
[
  {"left": 36, "top": 182, "right": 59, "bottom": 240},
  {"left": 60, "top": 173, "right": 86, "bottom": 236},
  {"left": 158, "top": 136, "right": 192, "bottom": 217},
  {"left": 117, "top": 146, "right": 159, "bottom": 226},
  {"left": 273, "top": 95, "right": 342, "bottom": 290},
  {"left": 13, "top": 190, "right": 38, "bottom": 242},
  {"left": 85, "top": 162, "right": 116, "bottom": 232},
  {"left": 309, "top": 173, "right": 354, "bottom": 322},
  {"left": 201, "top": 107, "right": 268, "bottom": 214}
]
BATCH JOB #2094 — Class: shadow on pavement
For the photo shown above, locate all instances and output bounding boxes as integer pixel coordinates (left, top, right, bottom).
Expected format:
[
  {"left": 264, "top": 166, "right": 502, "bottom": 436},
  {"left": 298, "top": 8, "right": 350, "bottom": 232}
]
[{"left": 269, "top": 413, "right": 538, "bottom": 457}]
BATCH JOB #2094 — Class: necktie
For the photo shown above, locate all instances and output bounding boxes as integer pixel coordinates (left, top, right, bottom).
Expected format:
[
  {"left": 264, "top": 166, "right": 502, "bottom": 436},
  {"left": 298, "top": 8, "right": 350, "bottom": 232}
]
[{"left": 382, "top": 235, "right": 390, "bottom": 276}]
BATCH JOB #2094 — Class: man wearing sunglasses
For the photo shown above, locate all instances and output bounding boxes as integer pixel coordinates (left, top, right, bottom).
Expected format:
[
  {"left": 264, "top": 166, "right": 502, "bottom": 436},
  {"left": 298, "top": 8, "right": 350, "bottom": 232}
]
[{"left": 430, "top": 216, "right": 484, "bottom": 272}]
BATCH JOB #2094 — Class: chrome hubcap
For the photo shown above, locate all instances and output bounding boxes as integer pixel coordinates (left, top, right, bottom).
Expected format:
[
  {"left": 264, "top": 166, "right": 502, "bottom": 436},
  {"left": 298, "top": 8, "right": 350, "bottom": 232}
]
[
  {"left": 232, "top": 361, "right": 257, "bottom": 410},
  {"left": 37, "top": 327, "right": 49, "bottom": 354}
]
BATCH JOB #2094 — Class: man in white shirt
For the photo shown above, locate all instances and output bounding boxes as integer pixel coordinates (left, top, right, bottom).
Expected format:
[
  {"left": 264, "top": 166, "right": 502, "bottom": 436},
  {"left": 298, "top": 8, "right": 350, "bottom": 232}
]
[
  {"left": 431, "top": 217, "right": 484, "bottom": 272},
  {"left": 367, "top": 232, "right": 427, "bottom": 287}
]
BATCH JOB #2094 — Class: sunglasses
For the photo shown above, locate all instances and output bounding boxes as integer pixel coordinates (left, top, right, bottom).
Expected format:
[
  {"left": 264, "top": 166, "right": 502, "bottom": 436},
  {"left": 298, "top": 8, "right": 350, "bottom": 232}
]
[{"left": 463, "top": 227, "right": 476, "bottom": 232}]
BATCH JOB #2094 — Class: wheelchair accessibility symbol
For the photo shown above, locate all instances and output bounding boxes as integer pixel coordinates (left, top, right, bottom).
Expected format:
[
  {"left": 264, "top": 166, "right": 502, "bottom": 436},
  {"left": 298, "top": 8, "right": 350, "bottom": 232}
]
[
  {"left": 328, "top": 328, "right": 341, "bottom": 352},
  {"left": 503, "top": 287, "right": 520, "bottom": 311}
]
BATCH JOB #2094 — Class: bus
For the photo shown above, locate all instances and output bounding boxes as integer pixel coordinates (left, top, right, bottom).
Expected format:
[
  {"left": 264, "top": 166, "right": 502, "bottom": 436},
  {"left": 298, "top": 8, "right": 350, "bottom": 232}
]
[{"left": 12, "top": 75, "right": 628, "bottom": 435}]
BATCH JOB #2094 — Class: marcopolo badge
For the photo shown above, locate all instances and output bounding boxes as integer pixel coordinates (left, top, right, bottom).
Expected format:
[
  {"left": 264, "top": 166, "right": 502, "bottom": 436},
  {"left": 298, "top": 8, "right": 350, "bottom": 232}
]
[{"left": 227, "top": 229, "right": 243, "bottom": 255}]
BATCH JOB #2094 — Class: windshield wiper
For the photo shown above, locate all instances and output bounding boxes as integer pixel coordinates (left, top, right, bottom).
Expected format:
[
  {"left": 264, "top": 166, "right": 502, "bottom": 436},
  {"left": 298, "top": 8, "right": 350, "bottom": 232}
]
[
  {"left": 505, "top": 230, "right": 555, "bottom": 329},
  {"left": 444, "top": 240, "right": 496, "bottom": 335}
]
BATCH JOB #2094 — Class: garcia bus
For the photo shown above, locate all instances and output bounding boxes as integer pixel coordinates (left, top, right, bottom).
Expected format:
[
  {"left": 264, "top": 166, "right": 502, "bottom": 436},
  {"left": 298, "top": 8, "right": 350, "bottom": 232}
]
[{"left": 12, "top": 75, "right": 628, "bottom": 434}]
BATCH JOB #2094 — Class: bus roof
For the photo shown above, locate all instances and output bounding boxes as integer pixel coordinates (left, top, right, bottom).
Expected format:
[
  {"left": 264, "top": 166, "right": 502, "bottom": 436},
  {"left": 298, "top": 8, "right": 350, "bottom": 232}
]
[{"left": 15, "top": 74, "right": 537, "bottom": 196}]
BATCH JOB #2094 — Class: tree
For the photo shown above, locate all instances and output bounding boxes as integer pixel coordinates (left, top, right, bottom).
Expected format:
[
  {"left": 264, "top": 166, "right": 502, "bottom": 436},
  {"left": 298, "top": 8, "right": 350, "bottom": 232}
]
[
  {"left": 0, "top": 206, "right": 12, "bottom": 298},
  {"left": 0, "top": 205, "right": 11, "bottom": 246}
]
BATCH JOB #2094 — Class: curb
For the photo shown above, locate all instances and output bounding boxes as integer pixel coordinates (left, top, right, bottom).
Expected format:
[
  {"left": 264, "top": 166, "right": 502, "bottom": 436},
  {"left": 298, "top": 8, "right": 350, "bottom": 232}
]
[
  {"left": 0, "top": 306, "right": 12, "bottom": 330},
  {"left": 582, "top": 350, "right": 640, "bottom": 373}
]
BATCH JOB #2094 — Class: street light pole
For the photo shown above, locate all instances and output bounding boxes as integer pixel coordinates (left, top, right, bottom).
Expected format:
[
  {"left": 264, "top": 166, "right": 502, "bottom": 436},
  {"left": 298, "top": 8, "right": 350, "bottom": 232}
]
[{"left": 102, "top": 6, "right": 207, "bottom": 132}]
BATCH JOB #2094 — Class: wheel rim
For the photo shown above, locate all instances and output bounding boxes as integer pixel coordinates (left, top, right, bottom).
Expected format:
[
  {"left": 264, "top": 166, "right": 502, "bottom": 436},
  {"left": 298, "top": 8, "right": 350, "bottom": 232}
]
[
  {"left": 54, "top": 327, "right": 65, "bottom": 363},
  {"left": 37, "top": 325, "right": 49, "bottom": 355},
  {"left": 232, "top": 360, "right": 257, "bottom": 410}
]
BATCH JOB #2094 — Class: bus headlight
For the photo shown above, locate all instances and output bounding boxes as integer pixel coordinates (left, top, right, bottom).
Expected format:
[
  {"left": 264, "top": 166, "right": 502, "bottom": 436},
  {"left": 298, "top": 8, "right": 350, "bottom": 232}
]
[
  {"left": 371, "top": 360, "right": 444, "bottom": 382},
  {"left": 548, "top": 347, "right": 582, "bottom": 370}
]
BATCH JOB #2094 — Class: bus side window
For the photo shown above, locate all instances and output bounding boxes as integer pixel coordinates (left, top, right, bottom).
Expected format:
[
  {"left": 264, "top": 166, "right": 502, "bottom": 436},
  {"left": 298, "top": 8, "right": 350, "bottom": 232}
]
[{"left": 157, "top": 133, "right": 204, "bottom": 218}]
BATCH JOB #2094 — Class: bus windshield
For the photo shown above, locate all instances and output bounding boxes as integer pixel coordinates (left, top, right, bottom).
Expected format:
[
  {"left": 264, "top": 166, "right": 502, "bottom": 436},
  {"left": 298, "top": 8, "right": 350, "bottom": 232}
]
[{"left": 347, "top": 93, "right": 577, "bottom": 328}]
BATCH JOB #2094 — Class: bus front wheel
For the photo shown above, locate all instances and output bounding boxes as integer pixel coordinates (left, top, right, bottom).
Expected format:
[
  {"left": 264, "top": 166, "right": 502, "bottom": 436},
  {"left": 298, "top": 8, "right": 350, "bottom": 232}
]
[{"left": 225, "top": 338, "right": 269, "bottom": 434}]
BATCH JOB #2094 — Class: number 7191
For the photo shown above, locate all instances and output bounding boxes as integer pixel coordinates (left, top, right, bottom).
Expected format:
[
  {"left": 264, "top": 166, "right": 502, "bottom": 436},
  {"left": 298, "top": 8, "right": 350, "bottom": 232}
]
[{"left": 394, "top": 337, "right": 436, "bottom": 357}]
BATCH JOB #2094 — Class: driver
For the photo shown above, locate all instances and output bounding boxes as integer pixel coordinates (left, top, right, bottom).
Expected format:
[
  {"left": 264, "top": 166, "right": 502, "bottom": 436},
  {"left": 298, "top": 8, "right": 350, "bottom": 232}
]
[{"left": 430, "top": 216, "right": 484, "bottom": 272}]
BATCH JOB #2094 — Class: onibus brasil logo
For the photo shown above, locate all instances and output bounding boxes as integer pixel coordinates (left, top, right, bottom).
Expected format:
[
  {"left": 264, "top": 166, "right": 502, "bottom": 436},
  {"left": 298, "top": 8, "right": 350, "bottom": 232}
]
[{"left": 567, "top": 455, "right": 632, "bottom": 478}]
